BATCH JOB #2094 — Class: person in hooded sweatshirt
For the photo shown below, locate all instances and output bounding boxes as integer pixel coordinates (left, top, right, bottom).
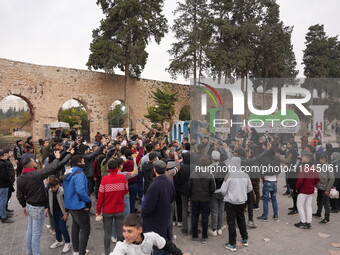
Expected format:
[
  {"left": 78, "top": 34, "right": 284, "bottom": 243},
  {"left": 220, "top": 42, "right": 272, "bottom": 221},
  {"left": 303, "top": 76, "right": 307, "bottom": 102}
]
[
  {"left": 208, "top": 150, "right": 226, "bottom": 237},
  {"left": 221, "top": 157, "right": 253, "bottom": 252},
  {"left": 63, "top": 155, "right": 92, "bottom": 255}
]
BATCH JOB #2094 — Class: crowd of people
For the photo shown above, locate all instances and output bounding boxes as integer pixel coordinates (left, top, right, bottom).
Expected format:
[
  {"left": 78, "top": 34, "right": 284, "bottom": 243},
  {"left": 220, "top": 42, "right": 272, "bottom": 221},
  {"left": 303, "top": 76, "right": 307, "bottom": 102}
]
[{"left": 0, "top": 125, "right": 340, "bottom": 255}]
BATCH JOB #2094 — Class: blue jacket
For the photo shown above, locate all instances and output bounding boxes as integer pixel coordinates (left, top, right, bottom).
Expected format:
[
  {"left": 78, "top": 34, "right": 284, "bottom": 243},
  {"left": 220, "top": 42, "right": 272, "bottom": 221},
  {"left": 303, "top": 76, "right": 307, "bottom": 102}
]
[{"left": 63, "top": 166, "right": 91, "bottom": 210}]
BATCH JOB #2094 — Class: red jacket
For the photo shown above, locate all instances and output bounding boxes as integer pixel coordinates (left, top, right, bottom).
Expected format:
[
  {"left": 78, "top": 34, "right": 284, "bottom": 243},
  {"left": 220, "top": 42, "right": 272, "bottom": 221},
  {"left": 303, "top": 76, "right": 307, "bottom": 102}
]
[
  {"left": 96, "top": 169, "right": 128, "bottom": 214},
  {"left": 296, "top": 165, "right": 320, "bottom": 195},
  {"left": 122, "top": 147, "right": 144, "bottom": 183}
]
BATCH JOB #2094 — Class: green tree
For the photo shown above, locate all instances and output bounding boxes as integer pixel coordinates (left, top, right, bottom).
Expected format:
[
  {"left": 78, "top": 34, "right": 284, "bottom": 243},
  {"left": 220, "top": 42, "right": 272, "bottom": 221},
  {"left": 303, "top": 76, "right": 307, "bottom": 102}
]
[
  {"left": 87, "top": 0, "right": 168, "bottom": 127},
  {"left": 58, "top": 107, "right": 88, "bottom": 129},
  {"left": 326, "top": 37, "right": 340, "bottom": 99},
  {"left": 179, "top": 106, "right": 191, "bottom": 121},
  {"left": 167, "top": 0, "right": 213, "bottom": 85},
  {"left": 230, "top": 0, "right": 264, "bottom": 82},
  {"left": 108, "top": 104, "right": 125, "bottom": 128},
  {"left": 251, "top": 0, "right": 298, "bottom": 106},
  {"left": 144, "top": 86, "right": 178, "bottom": 124},
  {"left": 302, "top": 24, "right": 330, "bottom": 100},
  {"left": 207, "top": 0, "right": 234, "bottom": 83}
]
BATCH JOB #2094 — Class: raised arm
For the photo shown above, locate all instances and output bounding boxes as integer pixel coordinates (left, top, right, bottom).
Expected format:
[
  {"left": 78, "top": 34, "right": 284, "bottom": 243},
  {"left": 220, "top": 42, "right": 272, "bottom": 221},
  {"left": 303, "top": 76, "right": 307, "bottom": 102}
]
[{"left": 32, "top": 151, "right": 60, "bottom": 180}]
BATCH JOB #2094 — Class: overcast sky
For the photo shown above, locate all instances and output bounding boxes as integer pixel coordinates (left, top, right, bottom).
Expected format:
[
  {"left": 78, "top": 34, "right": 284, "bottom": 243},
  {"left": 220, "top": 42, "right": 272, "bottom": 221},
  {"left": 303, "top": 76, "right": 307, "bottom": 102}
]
[{"left": 0, "top": 0, "right": 339, "bottom": 85}]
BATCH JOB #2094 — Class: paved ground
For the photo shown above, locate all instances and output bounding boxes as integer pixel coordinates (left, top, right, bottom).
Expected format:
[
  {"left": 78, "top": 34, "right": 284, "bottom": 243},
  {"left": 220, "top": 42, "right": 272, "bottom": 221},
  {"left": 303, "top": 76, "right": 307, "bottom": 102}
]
[{"left": 1, "top": 174, "right": 340, "bottom": 255}]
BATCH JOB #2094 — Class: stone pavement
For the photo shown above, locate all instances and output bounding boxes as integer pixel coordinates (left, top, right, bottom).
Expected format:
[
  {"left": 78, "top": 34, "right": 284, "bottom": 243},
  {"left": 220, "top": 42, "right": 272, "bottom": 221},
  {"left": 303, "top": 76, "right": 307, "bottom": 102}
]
[{"left": 1, "top": 175, "right": 340, "bottom": 255}]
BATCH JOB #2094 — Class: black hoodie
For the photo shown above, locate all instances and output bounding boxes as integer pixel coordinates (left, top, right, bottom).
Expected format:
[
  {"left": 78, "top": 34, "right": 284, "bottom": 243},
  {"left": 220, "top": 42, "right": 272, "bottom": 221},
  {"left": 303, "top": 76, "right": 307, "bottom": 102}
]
[{"left": 174, "top": 152, "right": 191, "bottom": 195}]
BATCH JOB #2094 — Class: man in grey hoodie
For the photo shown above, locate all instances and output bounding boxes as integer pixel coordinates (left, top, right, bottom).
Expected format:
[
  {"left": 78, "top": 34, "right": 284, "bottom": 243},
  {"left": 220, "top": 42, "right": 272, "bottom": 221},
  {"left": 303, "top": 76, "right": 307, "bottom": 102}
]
[{"left": 221, "top": 157, "right": 253, "bottom": 252}]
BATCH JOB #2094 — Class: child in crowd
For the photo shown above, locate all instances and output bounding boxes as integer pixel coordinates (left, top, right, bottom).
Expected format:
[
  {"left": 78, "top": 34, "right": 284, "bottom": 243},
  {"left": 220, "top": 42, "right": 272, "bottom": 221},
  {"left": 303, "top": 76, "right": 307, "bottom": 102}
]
[
  {"left": 295, "top": 153, "right": 320, "bottom": 229},
  {"left": 45, "top": 175, "right": 55, "bottom": 234},
  {"left": 110, "top": 214, "right": 190, "bottom": 255},
  {"left": 47, "top": 176, "right": 72, "bottom": 253}
]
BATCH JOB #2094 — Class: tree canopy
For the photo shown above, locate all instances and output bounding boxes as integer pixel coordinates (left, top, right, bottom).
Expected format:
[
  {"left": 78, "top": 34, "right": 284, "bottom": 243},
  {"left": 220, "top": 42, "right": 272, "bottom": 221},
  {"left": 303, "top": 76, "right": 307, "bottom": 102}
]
[
  {"left": 144, "top": 86, "right": 179, "bottom": 124},
  {"left": 87, "top": 0, "right": 168, "bottom": 77},
  {"left": 58, "top": 107, "right": 88, "bottom": 129}
]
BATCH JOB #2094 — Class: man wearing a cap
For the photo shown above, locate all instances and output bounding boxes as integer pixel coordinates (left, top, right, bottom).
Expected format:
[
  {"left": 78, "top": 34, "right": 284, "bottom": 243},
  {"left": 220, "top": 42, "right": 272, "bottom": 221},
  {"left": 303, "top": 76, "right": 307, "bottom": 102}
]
[
  {"left": 0, "top": 149, "right": 14, "bottom": 223},
  {"left": 142, "top": 160, "right": 175, "bottom": 255}
]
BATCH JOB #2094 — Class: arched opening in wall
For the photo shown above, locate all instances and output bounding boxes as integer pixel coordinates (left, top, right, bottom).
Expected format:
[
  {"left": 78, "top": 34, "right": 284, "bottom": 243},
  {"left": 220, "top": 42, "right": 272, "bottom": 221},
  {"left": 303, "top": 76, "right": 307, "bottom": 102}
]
[
  {"left": 108, "top": 100, "right": 126, "bottom": 138},
  {"left": 179, "top": 105, "right": 191, "bottom": 121},
  {"left": 57, "top": 99, "right": 90, "bottom": 141},
  {"left": 0, "top": 95, "right": 34, "bottom": 142}
]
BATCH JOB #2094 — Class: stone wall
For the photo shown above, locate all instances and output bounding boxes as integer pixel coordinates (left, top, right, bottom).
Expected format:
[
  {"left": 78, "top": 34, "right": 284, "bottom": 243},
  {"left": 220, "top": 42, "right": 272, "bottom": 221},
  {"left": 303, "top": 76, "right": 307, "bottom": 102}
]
[{"left": 0, "top": 58, "right": 190, "bottom": 141}]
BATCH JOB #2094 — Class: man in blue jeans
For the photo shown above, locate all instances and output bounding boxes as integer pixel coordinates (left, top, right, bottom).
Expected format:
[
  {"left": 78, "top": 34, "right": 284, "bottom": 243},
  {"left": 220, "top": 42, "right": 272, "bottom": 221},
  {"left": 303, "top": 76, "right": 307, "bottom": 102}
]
[
  {"left": 257, "top": 175, "right": 279, "bottom": 221},
  {"left": 63, "top": 155, "right": 92, "bottom": 255},
  {"left": 0, "top": 150, "right": 14, "bottom": 223},
  {"left": 17, "top": 151, "right": 61, "bottom": 255},
  {"left": 256, "top": 142, "right": 280, "bottom": 222}
]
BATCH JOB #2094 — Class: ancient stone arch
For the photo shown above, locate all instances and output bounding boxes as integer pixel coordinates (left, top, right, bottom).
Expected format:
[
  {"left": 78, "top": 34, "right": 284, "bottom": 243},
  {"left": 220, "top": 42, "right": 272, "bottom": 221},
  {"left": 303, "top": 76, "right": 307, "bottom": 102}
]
[{"left": 0, "top": 58, "right": 189, "bottom": 142}]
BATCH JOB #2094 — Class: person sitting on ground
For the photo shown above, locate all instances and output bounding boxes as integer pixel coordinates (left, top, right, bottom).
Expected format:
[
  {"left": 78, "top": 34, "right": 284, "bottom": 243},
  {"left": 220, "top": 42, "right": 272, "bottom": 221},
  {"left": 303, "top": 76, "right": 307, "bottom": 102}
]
[{"left": 110, "top": 214, "right": 190, "bottom": 255}]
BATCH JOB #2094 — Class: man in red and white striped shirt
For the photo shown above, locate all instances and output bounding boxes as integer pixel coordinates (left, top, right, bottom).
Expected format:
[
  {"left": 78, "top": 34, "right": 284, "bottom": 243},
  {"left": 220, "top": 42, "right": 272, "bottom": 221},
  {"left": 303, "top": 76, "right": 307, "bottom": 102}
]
[{"left": 96, "top": 158, "right": 128, "bottom": 255}]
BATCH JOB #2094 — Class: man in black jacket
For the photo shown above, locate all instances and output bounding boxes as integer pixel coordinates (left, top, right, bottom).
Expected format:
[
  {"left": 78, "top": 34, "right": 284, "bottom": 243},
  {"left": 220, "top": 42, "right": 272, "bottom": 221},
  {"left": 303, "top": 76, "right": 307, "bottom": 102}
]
[
  {"left": 189, "top": 156, "right": 216, "bottom": 243},
  {"left": 4, "top": 149, "right": 15, "bottom": 213},
  {"left": 17, "top": 151, "right": 60, "bottom": 255},
  {"left": 14, "top": 139, "right": 24, "bottom": 176},
  {"left": 0, "top": 150, "right": 14, "bottom": 223},
  {"left": 80, "top": 139, "right": 106, "bottom": 195},
  {"left": 176, "top": 152, "right": 191, "bottom": 235},
  {"left": 141, "top": 153, "right": 159, "bottom": 196}
]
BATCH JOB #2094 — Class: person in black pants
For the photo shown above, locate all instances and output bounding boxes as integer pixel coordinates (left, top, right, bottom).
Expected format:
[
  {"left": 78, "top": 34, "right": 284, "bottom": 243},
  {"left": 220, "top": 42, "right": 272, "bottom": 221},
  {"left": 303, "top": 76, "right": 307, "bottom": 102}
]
[
  {"left": 5, "top": 149, "right": 15, "bottom": 212},
  {"left": 313, "top": 154, "right": 334, "bottom": 223},
  {"left": 220, "top": 157, "right": 253, "bottom": 252},
  {"left": 287, "top": 158, "right": 301, "bottom": 215},
  {"left": 246, "top": 192, "right": 257, "bottom": 228},
  {"left": 188, "top": 156, "right": 216, "bottom": 244}
]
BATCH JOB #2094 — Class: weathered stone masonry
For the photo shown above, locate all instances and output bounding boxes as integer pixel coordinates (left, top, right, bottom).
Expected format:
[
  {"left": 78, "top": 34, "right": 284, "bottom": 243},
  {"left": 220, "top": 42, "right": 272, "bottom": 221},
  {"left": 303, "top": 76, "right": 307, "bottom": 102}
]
[{"left": 0, "top": 58, "right": 190, "bottom": 141}]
